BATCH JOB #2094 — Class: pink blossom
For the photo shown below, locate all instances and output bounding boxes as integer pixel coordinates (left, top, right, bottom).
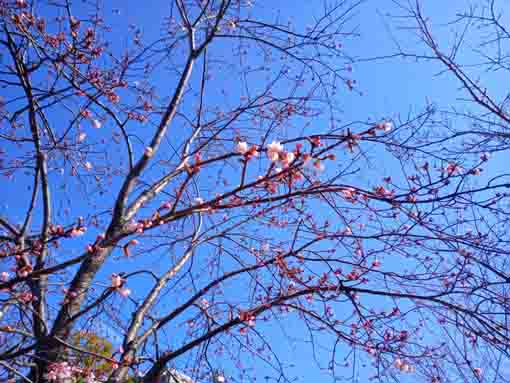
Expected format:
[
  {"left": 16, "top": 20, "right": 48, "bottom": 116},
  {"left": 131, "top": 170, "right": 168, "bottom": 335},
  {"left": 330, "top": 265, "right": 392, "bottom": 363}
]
[
  {"left": 236, "top": 141, "right": 249, "bottom": 154},
  {"left": 119, "top": 287, "right": 131, "bottom": 297},
  {"left": 18, "top": 291, "right": 34, "bottom": 303},
  {"left": 69, "top": 227, "right": 86, "bottom": 237},
  {"left": 81, "top": 109, "right": 92, "bottom": 118},
  {"left": 446, "top": 162, "right": 461, "bottom": 175},
  {"left": 267, "top": 141, "right": 284, "bottom": 162},
  {"left": 161, "top": 201, "right": 172, "bottom": 209},
  {"left": 282, "top": 151, "right": 295, "bottom": 166},
  {"left": 376, "top": 121, "right": 392, "bottom": 132},
  {"left": 0, "top": 272, "right": 8, "bottom": 281},
  {"left": 246, "top": 145, "right": 259, "bottom": 159},
  {"left": 125, "top": 221, "right": 139, "bottom": 232},
  {"left": 111, "top": 274, "right": 123, "bottom": 288},
  {"left": 400, "top": 363, "right": 412, "bottom": 373},
  {"left": 108, "top": 93, "right": 120, "bottom": 103},
  {"left": 45, "top": 362, "right": 74, "bottom": 381},
  {"left": 313, "top": 160, "right": 325, "bottom": 171},
  {"left": 341, "top": 188, "right": 356, "bottom": 200}
]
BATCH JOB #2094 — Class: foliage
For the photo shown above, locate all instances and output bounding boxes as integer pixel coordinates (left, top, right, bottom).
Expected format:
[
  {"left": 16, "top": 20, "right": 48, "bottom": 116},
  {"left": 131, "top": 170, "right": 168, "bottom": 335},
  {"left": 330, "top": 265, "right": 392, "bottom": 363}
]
[{"left": 0, "top": 1, "right": 509, "bottom": 383}]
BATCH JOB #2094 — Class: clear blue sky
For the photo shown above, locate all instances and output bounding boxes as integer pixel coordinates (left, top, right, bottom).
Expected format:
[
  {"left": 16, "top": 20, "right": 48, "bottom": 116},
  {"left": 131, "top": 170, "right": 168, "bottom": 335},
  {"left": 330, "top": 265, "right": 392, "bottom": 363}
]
[{"left": 3, "top": 1, "right": 508, "bottom": 382}]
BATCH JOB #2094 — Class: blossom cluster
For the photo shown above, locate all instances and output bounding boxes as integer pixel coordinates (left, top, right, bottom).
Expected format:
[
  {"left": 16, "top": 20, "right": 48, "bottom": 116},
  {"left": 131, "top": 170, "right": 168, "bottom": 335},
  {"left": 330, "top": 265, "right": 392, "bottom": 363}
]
[{"left": 45, "top": 361, "right": 98, "bottom": 383}]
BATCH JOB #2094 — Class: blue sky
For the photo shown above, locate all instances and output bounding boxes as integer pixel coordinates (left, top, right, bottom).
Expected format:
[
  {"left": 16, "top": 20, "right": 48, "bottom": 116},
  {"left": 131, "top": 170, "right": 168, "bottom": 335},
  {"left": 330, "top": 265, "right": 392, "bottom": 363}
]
[{"left": 3, "top": 0, "right": 509, "bottom": 382}]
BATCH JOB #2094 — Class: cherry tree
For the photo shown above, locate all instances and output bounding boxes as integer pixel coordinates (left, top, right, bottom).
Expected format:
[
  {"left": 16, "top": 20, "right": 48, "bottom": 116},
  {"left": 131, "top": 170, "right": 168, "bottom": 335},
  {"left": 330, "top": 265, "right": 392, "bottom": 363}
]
[{"left": 0, "top": 1, "right": 509, "bottom": 383}]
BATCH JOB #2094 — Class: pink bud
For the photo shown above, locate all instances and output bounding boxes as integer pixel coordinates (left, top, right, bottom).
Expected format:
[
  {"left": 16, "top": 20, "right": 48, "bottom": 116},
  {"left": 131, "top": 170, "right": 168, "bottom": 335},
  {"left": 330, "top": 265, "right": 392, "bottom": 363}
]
[{"left": 111, "top": 274, "right": 122, "bottom": 288}]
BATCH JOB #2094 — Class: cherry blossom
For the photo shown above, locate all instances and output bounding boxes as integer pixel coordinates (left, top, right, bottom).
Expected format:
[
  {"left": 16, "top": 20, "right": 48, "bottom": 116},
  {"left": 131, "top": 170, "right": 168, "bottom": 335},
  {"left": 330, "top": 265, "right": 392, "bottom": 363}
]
[
  {"left": 45, "top": 362, "right": 74, "bottom": 381},
  {"left": 282, "top": 151, "right": 295, "bottom": 166},
  {"left": 236, "top": 141, "right": 249, "bottom": 154},
  {"left": 111, "top": 274, "right": 123, "bottom": 288},
  {"left": 267, "top": 141, "right": 284, "bottom": 162},
  {"left": 69, "top": 227, "right": 86, "bottom": 237}
]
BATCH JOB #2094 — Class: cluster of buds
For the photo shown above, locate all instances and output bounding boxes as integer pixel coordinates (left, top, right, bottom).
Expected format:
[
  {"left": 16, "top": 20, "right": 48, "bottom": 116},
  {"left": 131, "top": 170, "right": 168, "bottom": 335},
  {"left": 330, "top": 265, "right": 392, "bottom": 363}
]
[
  {"left": 445, "top": 162, "right": 462, "bottom": 176},
  {"left": 106, "top": 91, "right": 120, "bottom": 104},
  {"left": 373, "top": 185, "right": 395, "bottom": 199},
  {"left": 394, "top": 358, "right": 415, "bottom": 373},
  {"left": 340, "top": 187, "right": 358, "bottom": 203},
  {"left": 17, "top": 263, "right": 33, "bottom": 278},
  {"left": 45, "top": 362, "right": 98, "bottom": 383},
  {"left": 346, "top": 270, "right": 360, "bottom": 281},
  {"left": 235, "top": 141, "right": 259, "bottom": 160},
  {"left": 125, "top": 219, "right": 155, "bottom": 234},
  {"left": 17, "top": 291, "right": 35, "bottom": 304},
  {"left": 45, "top": 362, "right": 75, "bottom": 381},
  {"left": 238, "top": 310, "right": 256, "bottom": 327},
  {"left": 127, "top": 111, "right": 147, "bottom": 122},
  {"left": 49, "top": 224, "right": 67, "bottom": 236},
  {"left": 85, "top": 234, "right": 106, "bottom": 254},
  {"left": 266, "top": 141, "right": 296, "bottom": 166},
  {"left": 376, "top": 121, "right": 392, "bottom": 132},
  {"left": 69, "top": 226, "right": 86, "bottom": 237}
]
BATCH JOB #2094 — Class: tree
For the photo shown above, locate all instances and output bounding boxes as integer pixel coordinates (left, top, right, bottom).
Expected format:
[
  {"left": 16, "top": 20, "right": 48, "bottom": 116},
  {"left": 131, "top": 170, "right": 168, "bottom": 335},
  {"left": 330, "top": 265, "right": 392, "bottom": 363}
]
[
  {"left": 357, "top": 0, "right": 510, "bottom": 381},
  {"left": 0, "top": 0, "right": 509, "bottom": 383}
]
